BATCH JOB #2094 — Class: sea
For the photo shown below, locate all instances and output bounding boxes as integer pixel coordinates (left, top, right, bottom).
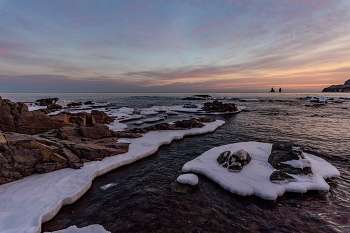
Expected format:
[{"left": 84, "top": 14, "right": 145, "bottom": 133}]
[{"left": 1, "top": 92, "right": 349, "bottom": 233}]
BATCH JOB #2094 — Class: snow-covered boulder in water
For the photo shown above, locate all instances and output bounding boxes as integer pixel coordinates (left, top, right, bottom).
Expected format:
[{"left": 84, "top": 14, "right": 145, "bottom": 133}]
[{"left": 182, "top": 142, "right": 340, "bottom": 200}]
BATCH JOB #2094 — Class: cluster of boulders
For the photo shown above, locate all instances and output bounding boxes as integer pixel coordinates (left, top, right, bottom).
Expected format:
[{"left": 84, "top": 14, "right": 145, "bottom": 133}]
[
  {"left": 0, "top": 96, "right": 114, "bottom": 135},
  {"left": 51, "top": 110, "right": 114, "bottom": 127},
  {"left": 0, "top": 97, "right": 67, "bottom": 135},
  {"left": 126, "top": 117, "right": 216, "bottom": 134},
  {"left": 217, "top": 149, "right": 251, "bottom": 172},
  {"left": 268, "top": 142, "right": 312, "bottom": 183},
  {"left": 202, "top": 100, "right": 238, "bottom": 113},
  {"left": 0, "top": 123, "right": 130, "bottom": 184}
]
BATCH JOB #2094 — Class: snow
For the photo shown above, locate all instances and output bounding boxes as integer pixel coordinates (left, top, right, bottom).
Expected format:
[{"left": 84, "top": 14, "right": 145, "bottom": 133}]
[
  {"left": 281, "top": 159, "right": 311, "bottom": 169},
  {"left": 107, "top": 121, "right": 128, "bottom": 132},
  {"left": 27, "top": 105, "right": 48, "bottom": 111},
  {"left": 177, "top": 174, "right": 199, "bottom": 185},
  {"left": 44, "top": 224, "right": 110, "bottom": 233},
  {"left": 144, "top": 116, "right": 165, "bottom": 123},
  {"left": 239, "top": 99, "right": 261, "bottom": 102},
  {"left": 0, "top": 120, "right": 225, "bottom": 233},
  {"left": 182, "top": 142, "right": 340, "bottom": 200},
  {"left": 134, "top": 121, "right": 144, "bottom": 125}
]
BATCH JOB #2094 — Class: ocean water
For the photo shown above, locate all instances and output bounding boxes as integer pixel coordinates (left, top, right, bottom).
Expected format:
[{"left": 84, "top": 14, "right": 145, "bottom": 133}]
[{"left": 1, "top": 92, "right": 350, "bottom": 232}]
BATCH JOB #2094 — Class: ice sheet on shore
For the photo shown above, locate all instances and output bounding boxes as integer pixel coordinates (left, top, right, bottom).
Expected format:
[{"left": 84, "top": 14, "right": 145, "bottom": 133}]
[
  {"left": 44, "top": 224, "right": 110, "bottom": 233},
  {"left": 182, "top": 142, "right": 340, "bottom": 200},
  {"left": 0, "top": 120, "right": 225, "bottom": 233}
]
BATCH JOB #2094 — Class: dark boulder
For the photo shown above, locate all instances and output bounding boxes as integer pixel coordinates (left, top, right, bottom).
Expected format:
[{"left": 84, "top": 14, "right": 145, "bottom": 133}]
[
  {"left": 270, "top": 170, "right": 297, "bottom": 183},
  {"left": 268, "top": 142, "right": 312, "bottom": 175},
  {"left": 174, "top": 118, "right": 204, "bottom": 129},
  {"left": 35, "top": 98, "right": 59, "bottom": 106},
  {"left": 198, "top": 116, "right": 216, "bottom": 122},
  {"left": 144, "top": 122, "right": 177, "bottom": 131}
]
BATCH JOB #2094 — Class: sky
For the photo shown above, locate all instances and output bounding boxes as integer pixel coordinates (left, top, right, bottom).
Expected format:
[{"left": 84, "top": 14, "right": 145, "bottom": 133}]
[{"left": 0, "top": 0, "right": 350, "bottom": 93}]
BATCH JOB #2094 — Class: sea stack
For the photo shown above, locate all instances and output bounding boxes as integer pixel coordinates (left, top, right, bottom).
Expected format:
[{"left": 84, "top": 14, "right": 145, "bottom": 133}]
[{"left": 322, "top": 79, "right": 350, "bottom": 92}]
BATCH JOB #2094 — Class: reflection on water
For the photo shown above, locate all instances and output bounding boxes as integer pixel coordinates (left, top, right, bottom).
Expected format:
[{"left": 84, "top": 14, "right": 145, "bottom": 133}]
[{"left": 6, "top": 93, "right": 348, "bottom": 233}]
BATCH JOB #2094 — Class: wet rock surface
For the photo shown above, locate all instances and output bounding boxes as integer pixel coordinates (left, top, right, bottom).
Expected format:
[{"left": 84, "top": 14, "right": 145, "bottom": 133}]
[{"left": 202, "top": 100, "right": 238, "bottom": 113}]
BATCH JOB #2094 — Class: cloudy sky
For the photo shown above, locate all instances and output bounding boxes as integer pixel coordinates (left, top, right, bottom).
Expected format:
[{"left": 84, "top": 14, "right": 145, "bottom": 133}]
[{"left": 1, "top": 0, "right": 350, "bottom": 93}]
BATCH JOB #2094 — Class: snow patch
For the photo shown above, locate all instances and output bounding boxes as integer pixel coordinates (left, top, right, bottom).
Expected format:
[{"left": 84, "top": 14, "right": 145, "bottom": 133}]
[
  {"left": 182, "top": 142, "right": 340, "bottom": 200},
  {"left": 177, "top": 174, "right": 199, "bottom": 185},
  {"left": 44, "top": 224, "right": 110, "bottom": 233}
]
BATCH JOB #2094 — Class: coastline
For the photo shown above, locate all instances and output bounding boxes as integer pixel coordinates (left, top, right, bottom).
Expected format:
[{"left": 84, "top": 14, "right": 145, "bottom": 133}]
[{"left": 0, "top": 120, "right": 225, "bottom": 233}]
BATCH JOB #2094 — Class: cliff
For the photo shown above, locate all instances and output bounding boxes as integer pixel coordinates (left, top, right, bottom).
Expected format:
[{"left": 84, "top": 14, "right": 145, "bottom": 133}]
[{"left": 322, "top": 79, "right": 350, "bottom": 92}]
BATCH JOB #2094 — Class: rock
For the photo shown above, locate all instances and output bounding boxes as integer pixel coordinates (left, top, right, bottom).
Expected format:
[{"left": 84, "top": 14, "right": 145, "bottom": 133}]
[
  {"left": 69, "top": 115, "right": 86, "bottom": 127},
  {"left": 217, "top": 149, "right": 251, "bottom": 172},
  {"left": 129, "top": 128, "right": 149, "bottom": 134},
  {"left": 183, "top": 95, "right": 212, "bottom": 100},
  {"left": 112, "top": 131, "right": 143, "bottom": 138},
  {"left": 268, "top": 142, "right": 312, "bottom": 175},
  {"left": 67, "top": 102, "right": 82, "bottom": 107},
  {"left": 60, "top": 148, "right": 83, "bottom": 169},
  {"left": 70, "top": 142, "right": 129, "bottom": 161},
  {"left": 0, "top": 127, "right": 130, "bottom": 184},
  {"left": 198, "top": 116, "right": 216, "bottom": 122},
  {"left": 91, "top": 110, "right": 114, "bottom": 124},
  {"left": 77, "top": 123, "right": 112, "bottom": 139},
  {"left": 144, "top": 122, "right": 177, "bottom": 131},
  {"left": 202, "top": 100, "right": 238, "bottom": 113},
  {"left": 47, "top": 104, "right": 63, "bottom": 110},
  {"left": 173, "top": 118, "right": 204, "bottom": 129},
  {"left": 35, "top": 98, "right": 59, "bottom": 106},
  {"left": 217, "top": 151, "right": 230, "bottom": 164},
  {"left": 0, "top": 131, "right": 6, "bottom": 143},
  {"left": 57, "top": 127, "right": 79, "bottom": 139},
  {"left": 57, "top": 124, "right": 113, "bottom": 140},
  {"left": 270, "top": 170, "right": 297, "bottom": 183},
  {"left": 50, "top": 114, "right": 71, "bottom": 124},
  {"left": 0, "top": 98, "right": 67, "bottom": 134},
  {"left": 35, "top": 162, "right": 66, "bottom": 173}
]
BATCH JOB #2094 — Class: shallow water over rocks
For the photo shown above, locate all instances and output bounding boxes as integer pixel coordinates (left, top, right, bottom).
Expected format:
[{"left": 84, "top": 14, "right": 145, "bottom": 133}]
[{"left": 3, "top": 93, "right": 349, "bottom": 233}]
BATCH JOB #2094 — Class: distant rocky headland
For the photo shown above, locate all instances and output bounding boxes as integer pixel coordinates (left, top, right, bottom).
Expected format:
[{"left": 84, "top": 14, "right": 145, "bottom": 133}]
[{"left": 322, "top": 79, "right": 350, "bottom": 92}]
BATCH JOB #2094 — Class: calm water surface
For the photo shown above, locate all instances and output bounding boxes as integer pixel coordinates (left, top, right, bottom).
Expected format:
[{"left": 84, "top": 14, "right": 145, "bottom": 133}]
[{"left": 2, "top": 93, "right": 349, "bottom": 232}]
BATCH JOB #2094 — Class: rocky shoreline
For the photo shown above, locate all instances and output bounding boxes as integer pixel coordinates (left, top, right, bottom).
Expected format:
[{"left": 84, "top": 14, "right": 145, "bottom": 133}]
[
  {"left": 0, "top": 96, "right": 221, "bottom": 185},
  {"left": 322, "top": 79, "right": 350, "bottom": 92}
]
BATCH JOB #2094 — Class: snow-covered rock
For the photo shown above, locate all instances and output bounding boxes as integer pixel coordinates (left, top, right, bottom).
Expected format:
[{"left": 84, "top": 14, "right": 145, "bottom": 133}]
[{"left": 182, "top": 142, "right": 340, "bottom": 200}]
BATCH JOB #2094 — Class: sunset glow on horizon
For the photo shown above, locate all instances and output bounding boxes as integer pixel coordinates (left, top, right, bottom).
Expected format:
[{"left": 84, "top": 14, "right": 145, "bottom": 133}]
[{"left": 1, "top": 0, "right": 350, "bottom": 93}]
